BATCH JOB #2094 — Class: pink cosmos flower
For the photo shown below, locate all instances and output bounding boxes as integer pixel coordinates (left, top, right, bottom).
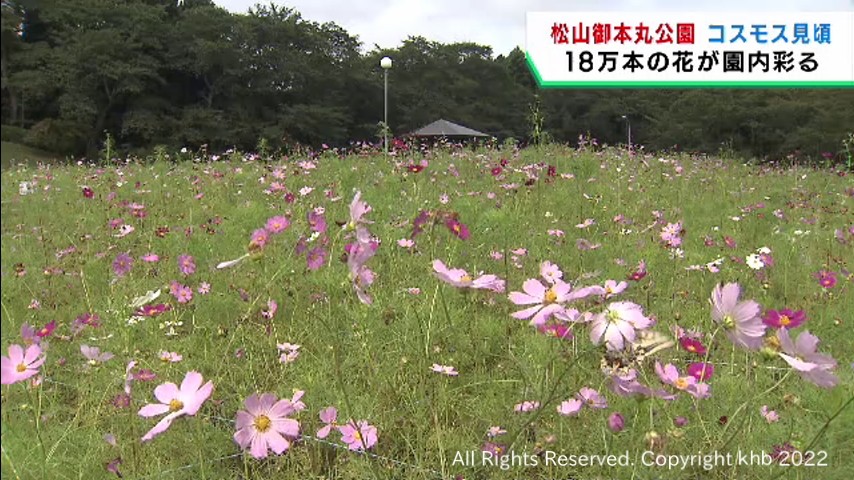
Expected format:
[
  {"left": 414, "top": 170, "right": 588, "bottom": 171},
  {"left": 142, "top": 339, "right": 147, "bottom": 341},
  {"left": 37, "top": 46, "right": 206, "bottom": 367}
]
[
  {"left": 141, "top": 253, "right": 160, "bottom": 263},
  {"left": 347, "top": 191, "right": 373, "bottom": 230},
  {"left": 159, "top": 351, "right": 183, "bottom": 363},
  {"left": 576, "top": 218, "right": 595, "bottom": 229},
  {"left": 197, "top": 282, "right": 211, "bottom": 295},
  {"left": 397, "top": 238, "right": 415, "bottom": 248},
  {"left": 1, "top": 344, "right": 46, "bottom": 385},
  {"left": 339, "top": 420, "right": 378, "bottom": 451},
  {"left": 513, "top": 401, "right": 540, "bottom": 413},
  {"left": 539, "top": 261, "right": 563, "bottom": 284},
  {"left": 265, "top": 216, "right": 290, "bottom": 234},
  {"left": 177, "top": 254, "right": 196, "bottom": 276},
  {"left": 261, "top": 300, "right": 278, "bottom": 320},
  {"left": 431, "top": 364, "right": 459, "bottom": 376},
  {"left": 317, "top": 406, "right": 339, "bottom": 438},
  {"left": 601, "top": 280, "right": 628, "bottom": 299},
  {"left": 557, "top": 399, "right": 583, "bottom": 416},
  {"left": 776, "top": 328, "right": 838, "bottom": 388},
  {"left": 170, "top": 282, "right": 193, "bottom": 304},
  {"left": 655, "top": 362, "right": 711, "bottom": 399},
  {"left": 432, "top": 260, "right": 505, "bottom": 293},
  {"left": 762, "top": 309, "right": 806, "bottom": 329},
  {"left": 710, "top": 283, "right": 765, "bottom": 350},
  {"left": 21, "top": 324, "right": 40, "bottom": 346},
  {"left": 590, "top": 301, "right": 653, "bottom": 351},
  {"left": 509, "top": 279, "right": 591, "bottom": 326},
  {"left": 233, "top": 392, "right": 302, "bottom": 459},
  {"left": 307, "top": 211, "right": 327, "bottom": 234},
  {"left": 306, "top": 247, "right": 326, "bottom": 270},
  {"left": 760, "top": 405, "right": 779, "bottom": 423},
  {"left": 606, "top": 368, "right": 677, "bottom": 401},
  {"left": 277, "top": 343, "right": 300, "bottom": 364},
  {"left": 138, "top": 371, "right": 214, "bottom": 442},
  {"left": 81, "top": 345, "right": 114, "bottom": 365},
  {"left": 577, "top": 387, "right": 608, "bottom": 409},
  {"left": 249, "top": 228, "right": 269, "bottom": 250}
]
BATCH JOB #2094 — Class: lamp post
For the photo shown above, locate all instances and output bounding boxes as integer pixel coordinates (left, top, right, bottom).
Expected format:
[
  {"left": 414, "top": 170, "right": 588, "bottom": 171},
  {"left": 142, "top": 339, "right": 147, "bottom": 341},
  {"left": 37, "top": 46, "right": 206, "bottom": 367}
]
[
  {"left": 380, "top": 56, "right": 392, "bottom": 155},
  {"left": 621, "top": 115, "right": 632, "bottom": 155}
]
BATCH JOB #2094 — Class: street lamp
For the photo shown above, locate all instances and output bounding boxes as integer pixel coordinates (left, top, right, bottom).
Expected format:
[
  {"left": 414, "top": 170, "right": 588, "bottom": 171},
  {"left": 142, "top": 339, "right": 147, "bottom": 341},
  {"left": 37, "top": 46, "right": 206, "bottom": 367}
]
[
  {"left": 621, "top": 115, "right": 632, "bottom": 155},
  {"left": 380, "top": 56, "right": 393, "bottom": 155}
]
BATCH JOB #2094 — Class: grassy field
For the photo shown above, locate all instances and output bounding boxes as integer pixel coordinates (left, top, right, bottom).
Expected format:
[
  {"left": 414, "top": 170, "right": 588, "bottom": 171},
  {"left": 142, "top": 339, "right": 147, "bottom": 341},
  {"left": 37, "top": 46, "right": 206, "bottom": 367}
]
[
  {"left": 1, "top": 141, "right": 64, "bottom": 170},
  {"left": 1, "top": 144, "right": 852, "bottom": 479}
]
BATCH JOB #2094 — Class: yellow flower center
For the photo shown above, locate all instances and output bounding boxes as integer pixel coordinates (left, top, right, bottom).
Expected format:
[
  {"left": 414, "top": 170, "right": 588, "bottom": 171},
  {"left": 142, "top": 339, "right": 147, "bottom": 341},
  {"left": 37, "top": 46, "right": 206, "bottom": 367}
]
[
  {"left": 722, "top": 314, "right": 735, "bottom": 330},
  {"left": 452, "top": 224, "right": 461, "bottom": 234},
  {"left": 544, "top": 288, "right": 558, "bottom": 304},
  {"left": 16, "top": 363, "right": 26, "bottom": 373},
  {"left": 779, "top": 315, "right": 791, "bottom": 326},
  {"left": 460, "top": 274, "right": 473, "bottom": 284},
  {"left": 169, "top": 399, "right": 184, "bottom": 412},
  {"left": 675, "top": 377, "right": 689, "bottom": 389},
  {"left": 254, "top": 415, "right": 272, "bottom": 433},
  {"left": 764, "top": 335, "right": 781, "bottom": 351}
]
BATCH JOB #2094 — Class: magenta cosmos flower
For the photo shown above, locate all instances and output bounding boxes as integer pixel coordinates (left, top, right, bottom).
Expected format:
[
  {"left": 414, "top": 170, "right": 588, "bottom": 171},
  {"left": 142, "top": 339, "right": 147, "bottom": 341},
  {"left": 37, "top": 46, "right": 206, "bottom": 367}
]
[
  {"left": 234, "top": 392, "right": 302, "bottom": 459},
  {"left": 776, "top": 328, "right": 838, "bottom": 388},
  {"left": 590, "top": 301, "right": 653, "bottom": 351},
  {"left": 445, "top": 218, "right": 470, "bottom": 240},
  {"left": 1, "top": 344, "right": 46, "bottom": 385},
  {"left": 814, "top": 270, "right": 837, "bottom": 289},
  {"left": 433, "top": 260, "right": 505, "bottom": 293},
  {"left": 339, "top": 420, "right": 378, "bottom": 451},
  {"left": 138, "top": 371, "right": 214, "bottom": 442},
  {"left": 710, "top": 283, "right": 765, "bottom": 350},
  {"left": 762, "top": 309, "right": 806, "bottom": 329}
]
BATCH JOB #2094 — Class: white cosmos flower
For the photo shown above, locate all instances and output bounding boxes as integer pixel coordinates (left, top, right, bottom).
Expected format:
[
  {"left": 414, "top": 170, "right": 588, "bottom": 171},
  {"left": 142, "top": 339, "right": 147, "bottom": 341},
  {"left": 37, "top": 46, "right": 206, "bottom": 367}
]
[{"left": 746, "top": 254, "right": 764, "bottom": 270}]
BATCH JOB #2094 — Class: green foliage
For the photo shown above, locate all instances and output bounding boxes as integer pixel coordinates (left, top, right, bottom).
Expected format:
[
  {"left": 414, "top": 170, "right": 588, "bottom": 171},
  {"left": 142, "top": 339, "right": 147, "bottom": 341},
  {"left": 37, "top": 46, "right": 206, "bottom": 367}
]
[
  {"left": 0, "top": 124, "right": 27, "bottom": 143},
  {"left": 23, "top": 118, "right": 87, "bottom": 154}
]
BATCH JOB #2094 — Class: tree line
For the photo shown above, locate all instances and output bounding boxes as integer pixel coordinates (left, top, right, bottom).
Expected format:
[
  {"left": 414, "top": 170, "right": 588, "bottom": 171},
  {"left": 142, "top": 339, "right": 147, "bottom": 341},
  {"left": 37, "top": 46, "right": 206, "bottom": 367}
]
[{"left": 1, "top": 0, "right": 852, "bottom": 163}]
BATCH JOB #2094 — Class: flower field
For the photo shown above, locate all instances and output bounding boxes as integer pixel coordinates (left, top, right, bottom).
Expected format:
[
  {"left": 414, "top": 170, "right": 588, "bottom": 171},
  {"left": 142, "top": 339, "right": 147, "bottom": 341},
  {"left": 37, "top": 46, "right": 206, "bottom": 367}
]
[{"left": 1, "top": 143, "right": 852, "bottom": 479}]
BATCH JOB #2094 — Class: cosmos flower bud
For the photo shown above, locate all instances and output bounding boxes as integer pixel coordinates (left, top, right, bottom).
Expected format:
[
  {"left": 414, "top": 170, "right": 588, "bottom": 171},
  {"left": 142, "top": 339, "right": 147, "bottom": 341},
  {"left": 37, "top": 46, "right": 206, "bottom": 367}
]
[{"left": 607, "top": 412, "right": 625, "bottom": 433}]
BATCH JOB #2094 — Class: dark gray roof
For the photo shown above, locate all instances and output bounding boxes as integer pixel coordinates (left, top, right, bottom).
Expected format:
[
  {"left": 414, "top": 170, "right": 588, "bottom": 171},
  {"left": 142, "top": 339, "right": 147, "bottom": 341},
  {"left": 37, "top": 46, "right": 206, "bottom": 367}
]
[{"left": 410, "top": 119, "right": 489, "bottom": 137}]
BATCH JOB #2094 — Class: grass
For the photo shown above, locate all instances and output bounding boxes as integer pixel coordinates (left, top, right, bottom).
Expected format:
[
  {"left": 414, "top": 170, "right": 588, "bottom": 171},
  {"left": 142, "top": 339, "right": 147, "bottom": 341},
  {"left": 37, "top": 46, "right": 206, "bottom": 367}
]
[
  {"left": 1, "top": 144, "right": 852, "bottom": 479},
  {"left": 1, "top": 141, "right": 63, "bottom": 170}
]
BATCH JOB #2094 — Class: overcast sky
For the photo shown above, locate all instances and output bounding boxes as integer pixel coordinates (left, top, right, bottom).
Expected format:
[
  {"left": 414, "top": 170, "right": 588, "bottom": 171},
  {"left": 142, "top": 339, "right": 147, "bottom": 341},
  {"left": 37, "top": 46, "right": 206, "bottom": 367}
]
[{"left": 213, "top": 0, "right": 854, "bottom": 56}]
